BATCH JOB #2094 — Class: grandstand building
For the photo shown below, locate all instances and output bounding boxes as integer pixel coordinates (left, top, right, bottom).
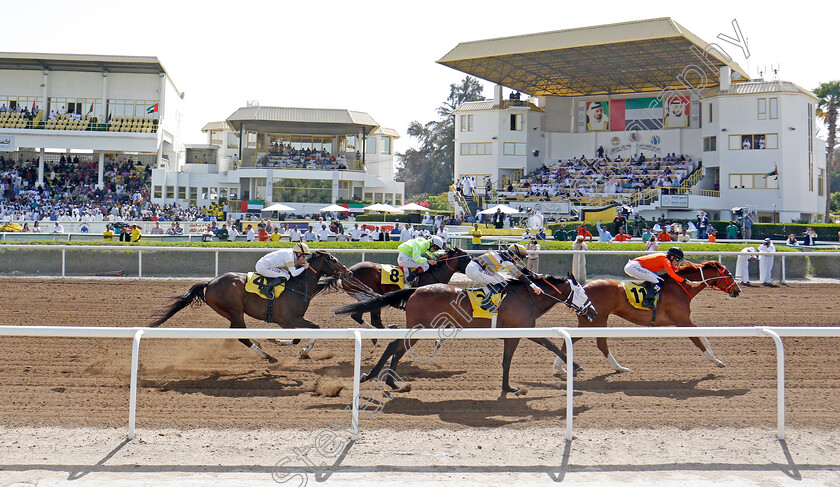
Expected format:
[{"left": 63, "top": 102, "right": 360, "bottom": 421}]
[
  {"left": 0, "top": 52, "right": 183, "bottom": 180},
  {"left": 441, "top": 18, "right": 827, "bottom": 223},
  {"left": 150, "top": 106, "right": 405, "bottom": 215}
]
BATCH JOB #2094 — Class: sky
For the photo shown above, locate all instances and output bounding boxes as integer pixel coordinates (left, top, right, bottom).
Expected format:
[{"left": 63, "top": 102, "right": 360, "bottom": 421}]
[{"left": 4, "top": 1, "right": 834, "bottom": 152}]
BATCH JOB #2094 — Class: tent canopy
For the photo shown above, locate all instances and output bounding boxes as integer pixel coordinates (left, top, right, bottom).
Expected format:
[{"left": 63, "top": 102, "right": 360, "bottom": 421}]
[
  {"left": 363, "top": 203, "right": 404, "bottom": 214},
  {"left": 478, "top": 204, "right": 524, "bottom": 215},
  {"left": 262, "top": 203, "right": 296, "bottom": 212},
  {"left": 319, "top": 204, "right": 349, "bottom": 212}
]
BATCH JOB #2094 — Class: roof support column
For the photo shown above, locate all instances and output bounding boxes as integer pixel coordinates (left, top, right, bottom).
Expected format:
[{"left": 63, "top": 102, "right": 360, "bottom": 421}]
[
  {"left": 42, "top": 71, "right": 48, "bottom": 115},
  {"left": 37, "top": 148, "right": 45, "bottom": 189},
  {"left": 494, "top": 84, "right": 503, "bottom": 105},
  {"left": 101, "top": 72, "right": 108, "bottom": 124},
  {"left": 97, "top": 152, "right": 105, "bottom": 189}
]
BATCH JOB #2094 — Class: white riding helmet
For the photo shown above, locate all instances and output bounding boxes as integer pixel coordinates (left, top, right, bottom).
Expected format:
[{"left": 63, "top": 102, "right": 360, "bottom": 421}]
[{"left": 430, "top": 235, "right": 446, "bottom": 250}]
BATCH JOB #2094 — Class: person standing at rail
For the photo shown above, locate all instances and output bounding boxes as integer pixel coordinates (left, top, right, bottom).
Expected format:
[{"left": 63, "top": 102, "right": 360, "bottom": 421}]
[
  {"left": 735, "top": 246, "right": 758, "bottom": 285},
  {"left": 758, "top": 238, "right": 776, "bottom": 286}
]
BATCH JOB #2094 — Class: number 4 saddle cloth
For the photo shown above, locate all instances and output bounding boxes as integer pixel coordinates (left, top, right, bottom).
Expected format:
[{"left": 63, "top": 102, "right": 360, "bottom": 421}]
[
  {"left": 245, "top": 272, "right": 286, "bottom": 299},
  {"left": 380, "top": 264, "right": 407, "bottom": 288},
  {"left": 620, "top": 281, "right": 658, "bottom": 310},
  {"left": 466, "top": 288, "right": 505, "bottom": 319}
]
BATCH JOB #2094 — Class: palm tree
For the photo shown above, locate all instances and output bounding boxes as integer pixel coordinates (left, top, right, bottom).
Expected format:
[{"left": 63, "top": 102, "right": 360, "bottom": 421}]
[{"left": 814, "top": 81, "right": 840, "bottom": 222}]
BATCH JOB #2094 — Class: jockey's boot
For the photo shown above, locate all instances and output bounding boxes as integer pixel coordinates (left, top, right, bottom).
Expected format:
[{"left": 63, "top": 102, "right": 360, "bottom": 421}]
[
  {"left": 261, "top": 276, "right": 287, "bottom": 300},
  {"left": 406, "top": 268, "right": 422, "bottom": 286},
  {"left": 641, "top": 281, "right": 660, "bottom": 308},
  {"left": 481, "top": 283, "right": 504, "bottom": 311}
]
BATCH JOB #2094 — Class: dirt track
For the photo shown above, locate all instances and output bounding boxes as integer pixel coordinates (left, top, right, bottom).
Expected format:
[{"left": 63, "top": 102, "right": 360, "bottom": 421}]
[{"left": 0, "top": 278, "right": 838, "bottom": 430}]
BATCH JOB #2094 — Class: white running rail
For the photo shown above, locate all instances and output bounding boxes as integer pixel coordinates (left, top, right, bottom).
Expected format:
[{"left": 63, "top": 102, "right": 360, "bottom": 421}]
[{"left": 1, "top": 326, "right": 838, "bottom": 441}]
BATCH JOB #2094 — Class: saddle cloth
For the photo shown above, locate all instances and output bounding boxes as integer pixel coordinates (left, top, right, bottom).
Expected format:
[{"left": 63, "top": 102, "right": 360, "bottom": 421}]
[
  {"left": 380, "top": 264, "right": 406, "bottom": 288},
  {"left": 466, "top": 288, "right": 504, "bottom": 319},
  {"left": 245, "top": 272, "right": 286, "bottom": 299},
  {"left": 621, "top": 282, "right": 658, "bottom": 310}
]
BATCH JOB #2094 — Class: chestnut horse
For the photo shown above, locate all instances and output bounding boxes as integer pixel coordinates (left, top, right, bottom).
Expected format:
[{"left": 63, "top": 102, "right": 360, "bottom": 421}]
[
  {"left": 341, "top": 247, "right": 471, "bottom": 329},
  {"left": 335, "top": 274, "right": 597, "bottom": 393},
  {"left": 149, "top": 250, "right": 349, "bottom": 362},
  {"left": 554, "top": 260, "right": 740, "bottom": 374}
]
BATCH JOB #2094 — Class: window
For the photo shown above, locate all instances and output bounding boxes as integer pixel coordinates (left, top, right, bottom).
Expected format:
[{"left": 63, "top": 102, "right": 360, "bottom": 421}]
[
  {"left": 201, "top": 187, "right": 209, "bottom": 199},
  {"left": 345, "top": 135, "right": 356, "bottom": 152},
  {"left": 818, "top": 168, "right": 825, "bottom": 196},
  {"left": 364, "top": 192, "right": 373, "bottom": 202},
  {"left": 366, "top": 137, "right": 377, "bottom": 154},
  {"left": 460, "top": 142, "right": 492, "bottom": 155},
  {"left": 757, "top": 98, "right": 767, "bottom": 120},
  {"left": 729, "top": 173, "right": 779, "bottom": 189},
  {"left": 227, "top": 133, "right": 239, "bottom": 149},
  {"left": 374, "top": 192, "right": 383, "bottom": 203},
  {"left": 503, "top": 142, "right": 526, "bottom": 156},
  {"left": 769, "top": 97, "right": 778, "bottom": 119},
  {"left": 153, "top": 185, "right": 162, "bottom": 198},
  {"left": 460, "top": 114, "right": 473, "bottom": 132},
  {"left": 272, "top": 178, "right": 332, "bottom": 204},
  {"left": 708, "top": 102, "right": 713, "bottom": 123},
  {"left": 105, "top": 98, "right": 158, "bottom": 119},
  {"left": 510, "top": 114, "right": 523, "bottom": 131},
  {"left": 381, "top": 136, "right": 391, "bottom": 155},
  {"left": 703, "top": 136, "right": 717, "bottom": 152},
  {"left": 165, "top": 186, "right": 174, "bottom": 199},
  {"left": 729, "top": 133, "right": 777, "bottom": 150},
  {"left": 394, "top": 194, "right": 403, "bottom": 205},
  {"left": 177, "top": 186, "right": 186, "bottom": 200}
]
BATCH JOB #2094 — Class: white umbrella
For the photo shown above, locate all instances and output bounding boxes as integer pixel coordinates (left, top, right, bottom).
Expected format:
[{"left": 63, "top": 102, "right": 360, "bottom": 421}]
[
  {"left": 477, "top": 204, "right": 523, "bottom": 215},
  {"left": 319, "top": 204, "right": 349, "bottom": 212},
  {"left": 262, "top": 203, "right": 296, "bottom": 212},
  {"left": 398, "top": 202, "right": 429, "bottom": 212},
  {"left": 363, "top": 203, "right": 404, "bottom": 214}
]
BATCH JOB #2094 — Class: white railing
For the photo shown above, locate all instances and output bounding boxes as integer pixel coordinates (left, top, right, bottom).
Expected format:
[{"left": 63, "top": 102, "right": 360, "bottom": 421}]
[
  {"left": 1, "top": 325, "right": 837, "bottom": 442},
  {"left": 0, "top": 244, "right": 836, "bottom": 281}
]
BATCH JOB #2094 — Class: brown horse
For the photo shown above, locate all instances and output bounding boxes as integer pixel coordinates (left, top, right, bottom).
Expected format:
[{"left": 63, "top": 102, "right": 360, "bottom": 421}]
[
  {"left": 341, "top": 247, "right": 471, "bottom": 329},
  {"left": 149, "top": 250, "right": 349, "bottom": 362},
  {"left": 554, "top": 260, "right": 740, "bottom": 374},
  {"left": 335, "top": 274, "right": 597, "bottom": 393}
]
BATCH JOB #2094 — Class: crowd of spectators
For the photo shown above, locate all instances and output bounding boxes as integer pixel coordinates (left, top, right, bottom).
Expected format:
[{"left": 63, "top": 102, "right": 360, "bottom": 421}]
[
  {"left": 498, "top": 153, "right": 695, "bottom": 203},
  {"left": 258, "top": 143, "right": 349, "bottom": 170}
]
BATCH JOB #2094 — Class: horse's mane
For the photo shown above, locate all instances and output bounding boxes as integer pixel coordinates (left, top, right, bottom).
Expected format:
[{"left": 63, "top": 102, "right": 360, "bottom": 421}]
[{"left": 675, "top": 260, "right": 725, "bottom": 274}]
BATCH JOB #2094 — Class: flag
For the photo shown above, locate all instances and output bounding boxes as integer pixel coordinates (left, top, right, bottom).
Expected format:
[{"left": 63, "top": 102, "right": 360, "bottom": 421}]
[
  {"left": 87, "top": 102, "right": 94, "bottom": 115},
  {"left": 610, "top": 97, "right": 663, "bottom": 131},
  {"left": 765, "top": 165, "right": 779, "bottom": 179},
  {"left": 146, "top": 103, "right": 159, "bottom": 114}
]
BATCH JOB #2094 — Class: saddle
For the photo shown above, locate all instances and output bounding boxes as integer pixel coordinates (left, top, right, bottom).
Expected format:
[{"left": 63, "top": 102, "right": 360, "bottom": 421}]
[
  {"left": 621, "top": 281, "right": 659, "bottom": 310},
  {"left": 380, "top": 264, "right": 407, "bottom": 288},
  {"left": 466, "top": 286, "right": 506, "bottom": 319}
]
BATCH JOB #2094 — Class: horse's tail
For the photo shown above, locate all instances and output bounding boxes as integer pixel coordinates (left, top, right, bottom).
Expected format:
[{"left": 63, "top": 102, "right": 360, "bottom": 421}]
[
  {"left": 334, "top": 288, "right": 417, "bottom": 316},
  {"left": 148, "top": 282, "right": 208, "bottom": 327}
]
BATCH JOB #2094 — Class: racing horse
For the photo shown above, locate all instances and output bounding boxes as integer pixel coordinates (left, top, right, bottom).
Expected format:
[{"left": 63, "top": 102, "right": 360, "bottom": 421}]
[
  {"left": 341, "top": 247, "right": 471, "bottom": 330},
  {"left": 335, "top": 274, "right": 597, "bottom": 393},
  {"left": 149, "top": 250, "right": 349, "bottom": 362},
  {"left": 554, "top": 260, "right": 740, "bottom": 374}
]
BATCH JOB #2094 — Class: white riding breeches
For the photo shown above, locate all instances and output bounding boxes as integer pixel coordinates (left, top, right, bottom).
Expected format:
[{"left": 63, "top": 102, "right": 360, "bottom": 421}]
[
  {"left": 465, "top": 260, "right": 506, "bottom": 286},
  {"left": 397, "top": 253, "right": 429, "bottom": 272},
  {"left": 624, "top": 260, "right": 662, "bottom": 284},
  {"left": 255, "top": 261, "right": 292, "bottom": 280}
]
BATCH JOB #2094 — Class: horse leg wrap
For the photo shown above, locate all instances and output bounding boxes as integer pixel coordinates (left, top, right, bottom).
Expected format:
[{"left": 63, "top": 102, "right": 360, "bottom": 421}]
[
  {"left": 250, "top": 343, "right": 268, "bottom": 359},
  {"left": 265, "top": 298, "right": 274, "bottom": 323},
  {"left": 553, "top": 355, "right": 567, "bottom": 373},
  {"left": 607, "top": 352, "right": 630, "bottom": 373}
]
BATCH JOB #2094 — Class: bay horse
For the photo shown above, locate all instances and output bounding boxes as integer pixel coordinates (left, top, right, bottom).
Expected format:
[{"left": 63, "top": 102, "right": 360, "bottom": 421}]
[
  {"left": 341, "top": 247, "right": 471, "bottom": 329},
  {"left": 149, "top": 250, "right": 349, "bottom": 363},
  {"left": 335, "top": 274, "right": 597, "bottom": 393},
  {"left": 554, "top": 260, "right": 740, "bottom": 375}
]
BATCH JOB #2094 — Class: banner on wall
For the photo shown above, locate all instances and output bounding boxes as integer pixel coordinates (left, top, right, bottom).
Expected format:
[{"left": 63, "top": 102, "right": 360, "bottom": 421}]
[
  {"left": 0, "top": 136, "right": 14, "bottom": 151},
  {"left": 584, "top": 101, "right": 610, "bottom": 131},
  {"left": 610, "top": 97, "right": 662, "bottom": 131},
  {"left": 663, "top": 96, "right": 690, "bottom": 129}
]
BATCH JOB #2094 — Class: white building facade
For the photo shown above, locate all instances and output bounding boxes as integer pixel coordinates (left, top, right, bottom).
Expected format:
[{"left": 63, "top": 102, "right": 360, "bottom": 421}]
[
  {"left": 0, "top": 52, "right": 184, "bottom": 181},
  {"left": 151, "top": 106, "right": 405, "bottom": 215}
]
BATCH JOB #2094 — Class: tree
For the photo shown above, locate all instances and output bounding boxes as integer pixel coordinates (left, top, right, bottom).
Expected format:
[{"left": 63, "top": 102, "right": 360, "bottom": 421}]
[
  {"left": 814, "top": 81, "right": 840, "bottom": 222},
  {"left": 396, "top": 77, "right": 484, "bottom": 196}
]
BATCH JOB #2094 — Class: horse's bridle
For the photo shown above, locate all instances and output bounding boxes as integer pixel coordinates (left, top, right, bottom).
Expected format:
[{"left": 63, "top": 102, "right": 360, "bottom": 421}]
[
  {"left": 697, "top": 266, "right": 739, "bottom": 294},
  {"left": 537, "top": 276, "right": 595, "bottom": 316}
]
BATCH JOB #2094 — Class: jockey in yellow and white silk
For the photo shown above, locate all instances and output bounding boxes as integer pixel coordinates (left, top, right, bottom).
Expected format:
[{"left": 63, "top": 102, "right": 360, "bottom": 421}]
[
  {"left": 255, "top": 242, "right": 311, "bottom": 298},
  {"left": 465, "top": 243, "right": 543, "bottom": 309},
  {"left": 397, "top": 236, "right": 444, "bottom": 285}
]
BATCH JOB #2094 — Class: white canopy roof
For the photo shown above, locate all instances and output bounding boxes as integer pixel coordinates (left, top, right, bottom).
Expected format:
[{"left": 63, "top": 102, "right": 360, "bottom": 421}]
[{"left": 477, "top": 204, "right": 524, "bottom": 215}]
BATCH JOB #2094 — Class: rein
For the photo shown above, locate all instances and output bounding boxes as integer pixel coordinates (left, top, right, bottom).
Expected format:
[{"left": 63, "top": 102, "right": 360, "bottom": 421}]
[{"left": 697, "top": 266, "right": 737, "bottom": 294}]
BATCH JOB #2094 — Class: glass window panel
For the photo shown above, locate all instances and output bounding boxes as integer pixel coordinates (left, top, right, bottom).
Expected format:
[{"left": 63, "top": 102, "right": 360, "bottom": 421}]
[
  {"left": 729, "top": 174, "right": 740, "bottom": 189},
  {"left": 729, "top": 135, "right": 741, "bottom": 150},
  {"left": 753, "top": 175, "right": 767, "bottom": 188},
  {"left": 166, "top": 186, "right": 174, "bottom": 198},
  {"left": 153, "top": 186, "right": 162, "bottom": 198},
  {"left": 769, "top": 98, "right": 778, "bottom": 119},
  {"left": 766, "top": 133, "right": 778, "bottom": 149},
  {"left": 177, "top": 186, "right": 186, "bottom": 199},
  {"left": 366, "top": 137, "right": 377, "bottom": 154},
  {"left": 757, "top": 98, "right": 767, "bottom": 120},
  {"left": 382, "top": 137, "right": 391, "bottom": 154}
]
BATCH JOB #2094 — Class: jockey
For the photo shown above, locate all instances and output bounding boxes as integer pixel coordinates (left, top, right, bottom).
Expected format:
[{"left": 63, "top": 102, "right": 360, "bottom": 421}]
[
  {"left": 624, "top": 246, "right": 692, "bottom": 307},
  {"left": 465, "top": 243, "right": 543, "bottom": 310},
  {"left": 255, "top": 242, "right": 311, "bottom": 299},
  {"left": 398, "top": 235, "right": 445, "bottom": 285}
]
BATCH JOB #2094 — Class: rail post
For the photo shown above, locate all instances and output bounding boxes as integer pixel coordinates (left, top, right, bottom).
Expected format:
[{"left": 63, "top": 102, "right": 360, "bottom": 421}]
[
  {"left": 780, "top": 256, "right": 786, "bottom": 284},
  {"left": 351, "top": 330, "right": 362, "bottom": 440},
  {"left": 762, "top": 328, "right": 785, "bottom": 440},
  {"left": 138, "top": 250, "right": 143, "bottom": 278},
  {"left": 557, "top": 328, "right": 574, "bottom": 441},
  {"left": 128, "top": 328, "right": 144, "bottom": 440},
  {"left": 215, "top": 251, "right": 219, "bottom": 277},
  {"left": 61, "top": 248, "right": 66, "bottom": 277}
]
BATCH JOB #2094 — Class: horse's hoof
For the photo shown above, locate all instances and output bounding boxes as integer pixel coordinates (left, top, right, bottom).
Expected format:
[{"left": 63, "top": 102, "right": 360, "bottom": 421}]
[
  {"left": 299, "top": 350, "right": 310, "bottom": 360},
  {"left": 552, "top": 356, "right": 566, "bottom": 372},
  {"left": 614, "top": 366, "right": 630, "bottom": 373},
  {"left": 360, "top": 373, "right": 371, "bottom": 383},
  {"left": 387, "top": 324, "right": 399, "bottom": 329},
  {"left": 502, "top": 386, "right": 519, "bottom": 394},
  {"left": 715, "top": 361, "right": 726, "bottom": 368},
  {"left": 267, "top": 356, "right": 278, "bottom": 364},
  {"left": 292, "top": 339, "right": 301, "bottom": 345},
  {"left": 371, "top": 339, "right": 378, "bottom": 346}
]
